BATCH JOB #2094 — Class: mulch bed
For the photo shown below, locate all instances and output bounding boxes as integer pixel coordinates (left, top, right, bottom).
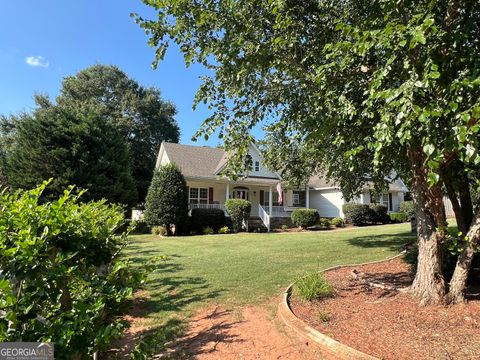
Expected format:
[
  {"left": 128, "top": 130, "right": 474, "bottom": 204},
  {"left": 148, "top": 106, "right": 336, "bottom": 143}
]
[{"left": 290, "top": 257, "right": 480, "bottom": 360}]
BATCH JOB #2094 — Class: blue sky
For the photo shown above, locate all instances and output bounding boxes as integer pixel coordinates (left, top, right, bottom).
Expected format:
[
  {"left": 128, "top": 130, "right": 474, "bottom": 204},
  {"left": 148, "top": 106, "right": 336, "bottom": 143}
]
[{"left": 0, "top": 1, "right": 242, "bottom": 146}]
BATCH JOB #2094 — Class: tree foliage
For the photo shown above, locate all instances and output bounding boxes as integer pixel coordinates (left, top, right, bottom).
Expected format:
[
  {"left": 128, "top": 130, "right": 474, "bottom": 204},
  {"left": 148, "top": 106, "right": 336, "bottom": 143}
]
[
  {"left": 225, "top": 199, "right": 251, "bottom": 232},
  {"left": 0, "top": 181, "right": 149, "bottom": 358},
  {"left": 137, "top": 0, "right": 480, "bottom": 304},
  {"left": 143, "top": 163, "right": 188, "bottom": 235},
  {"left": 0, "top": 65, "right": 180, "bottom": 203},
  {"left": 2, "top": 96, "right": 137, "bottom": 206},
  {"left": 57, "top": 65, "right": 180, "bottom": 201}
]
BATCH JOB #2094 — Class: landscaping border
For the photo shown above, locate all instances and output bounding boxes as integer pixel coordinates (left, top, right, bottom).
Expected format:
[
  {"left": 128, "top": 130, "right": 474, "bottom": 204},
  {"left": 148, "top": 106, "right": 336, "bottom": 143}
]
[{"left": 278, "top": 252, "right": 407, "bottom": 360}]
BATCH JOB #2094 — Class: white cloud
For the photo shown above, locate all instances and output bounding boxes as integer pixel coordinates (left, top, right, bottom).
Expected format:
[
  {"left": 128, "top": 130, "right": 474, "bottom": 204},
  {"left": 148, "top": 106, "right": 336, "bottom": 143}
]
[{"left": 25, "top": 55, "right": 49, "bottom": 68}]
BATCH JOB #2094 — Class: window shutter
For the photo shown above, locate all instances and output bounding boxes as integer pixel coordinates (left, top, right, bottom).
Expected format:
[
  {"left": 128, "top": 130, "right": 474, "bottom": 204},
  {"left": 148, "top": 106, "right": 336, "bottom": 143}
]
[
  {"left": 388, "top": 193, "right": 393, "bottom": 212},
  {"left": 209, "top": 187, "right": 214, "bottom": 204},
  {"left": 260, "top": 190, "right": 264, "bottom": 205}
]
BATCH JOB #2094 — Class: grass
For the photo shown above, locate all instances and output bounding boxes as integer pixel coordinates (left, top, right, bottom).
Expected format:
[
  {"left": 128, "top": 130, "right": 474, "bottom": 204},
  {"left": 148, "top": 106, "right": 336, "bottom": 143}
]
[
  {"left": 125, "top": 223, "right": 415, "bottom": 329},
  {"left": 293, "top": 272, "right": 334, "bottom": 301}
]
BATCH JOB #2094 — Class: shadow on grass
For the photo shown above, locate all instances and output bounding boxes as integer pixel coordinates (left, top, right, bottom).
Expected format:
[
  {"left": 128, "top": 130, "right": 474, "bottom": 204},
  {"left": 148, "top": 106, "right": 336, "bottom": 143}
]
[{"left": 347, "top": 231, "right": 416, "bottom": 252}]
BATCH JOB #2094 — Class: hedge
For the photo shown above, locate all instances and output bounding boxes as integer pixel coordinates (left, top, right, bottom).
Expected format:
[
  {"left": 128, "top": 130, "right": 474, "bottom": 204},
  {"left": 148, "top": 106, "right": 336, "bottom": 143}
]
[
  {"left": 190, "top": 208, "right": 226, "bottom": 232},
  {"left": 389, "top": 212, "right": 408, "bottom": 223},
  {"left": 291, "top": 208, "right": 320, "bottom": 228},
  {"left": 369, "top": 204, "right": 390, "bottom": 224},
  {"left": 342, "top": 204, "right": 375, "bottom": 226},
  {"left": 400, "top": 200, "right": 415, "bottom": 220}
]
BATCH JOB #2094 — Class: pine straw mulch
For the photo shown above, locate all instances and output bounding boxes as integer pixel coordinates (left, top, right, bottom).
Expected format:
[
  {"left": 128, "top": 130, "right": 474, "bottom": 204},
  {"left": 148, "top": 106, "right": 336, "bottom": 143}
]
[{"left": 290, "top": 257, "right": 480, "bottom": 360}]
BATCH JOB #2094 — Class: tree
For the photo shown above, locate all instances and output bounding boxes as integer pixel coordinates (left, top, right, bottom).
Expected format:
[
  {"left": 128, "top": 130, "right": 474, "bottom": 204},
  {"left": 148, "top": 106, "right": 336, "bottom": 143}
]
[
  {"left": 143, "top": 163, "right": 188, "bottom": 235},
  {"left": 55, "top": 64, "right": 180, "bottom": 202},
  {"left": 3, "top": 95, "right": 137, "bottom": 205},
  {"left": 136, "top": 0, "right": 480, "bottom": 304}
]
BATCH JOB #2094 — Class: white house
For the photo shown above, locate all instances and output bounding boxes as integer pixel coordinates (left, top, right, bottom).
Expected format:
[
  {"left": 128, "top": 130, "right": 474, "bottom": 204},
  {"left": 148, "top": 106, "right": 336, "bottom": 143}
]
[{"left": 155, "top": 141, "right": 408, "bottom": 231}]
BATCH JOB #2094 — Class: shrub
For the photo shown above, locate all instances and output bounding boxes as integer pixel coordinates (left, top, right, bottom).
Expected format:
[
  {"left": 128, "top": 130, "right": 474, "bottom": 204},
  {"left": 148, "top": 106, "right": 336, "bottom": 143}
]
[
  {"left": 343, "top": 204, "right": 375, "bottom": 226},
  {"left": 291, "top": 208, "right": 320, "bottom": 228},
  {"left": 331, "top": 217, "right": 344, "bottom": 227},
  {"left": 0, "top": 181, "right": 150, "bottom": 358},
  {"left": 319, "top": 217, "right": 331, "bottom": 228},
  {"left": 281, "top": 224, "right": 289, "bottom": 231},
  {"left": 400, "top": 200, "right": 415, "bottom": 220},
  {"left": 144, "top": 163, "right": 188, "bottom": 236},
  {"left": 225, "top": 199, "right": 252, "bottom": 232},
  {"left": 369, "top": 204, "right": 390, "bottom": 224},
  {"left": 190, "top": 208, "right": 226, "bottom": 232},
  {"left": 151, "top": 225, "right": 167, "bottom": 236},
  {"left": 202, "top": 226, "right": 215, "bottom": 235},
  {"left": 218, "top": 226, "right": 231, "bottom": 234},
  {"left": 294, "top": 272, "right": 334, "bottom": 301},
  {"left": 389, "top": 212, "right": 407, "bottom": 223}
]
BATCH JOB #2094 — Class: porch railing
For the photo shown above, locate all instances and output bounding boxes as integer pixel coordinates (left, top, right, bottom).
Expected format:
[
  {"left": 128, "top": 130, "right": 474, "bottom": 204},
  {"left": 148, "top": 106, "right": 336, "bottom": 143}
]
[
  {"left": 190, "top": 203, "right": 226, "bottom": 213},
  {"left": 258, "top": 204, "right": 270, "bottom": 232},
  {"left": 268, "top": 206, "right": 294, "bottom": 218}
]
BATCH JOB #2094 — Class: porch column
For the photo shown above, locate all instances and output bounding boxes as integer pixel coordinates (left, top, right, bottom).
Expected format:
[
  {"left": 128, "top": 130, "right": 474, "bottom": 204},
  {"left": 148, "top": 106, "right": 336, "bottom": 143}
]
[
  {"left": 269, "top": 186, "right": 273, "bottom": 215},
  {"left": 226, "top": 183, "right": 230, "bottom": 200},
  {"left": 306, "top": 185, "right": 310, "bottom": 208}
]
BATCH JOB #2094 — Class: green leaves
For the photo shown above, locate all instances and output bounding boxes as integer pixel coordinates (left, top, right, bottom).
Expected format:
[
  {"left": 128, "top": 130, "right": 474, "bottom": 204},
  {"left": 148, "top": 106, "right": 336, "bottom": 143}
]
[{"left": 0, "top": 182, "right": 148, "bottom": 356}]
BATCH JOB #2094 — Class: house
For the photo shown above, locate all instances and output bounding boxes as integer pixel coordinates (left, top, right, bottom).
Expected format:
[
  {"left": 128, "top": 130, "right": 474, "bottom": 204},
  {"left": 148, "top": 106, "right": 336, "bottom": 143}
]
[{"left": 155, "top": 142, "right": 408, "bottom": 231}]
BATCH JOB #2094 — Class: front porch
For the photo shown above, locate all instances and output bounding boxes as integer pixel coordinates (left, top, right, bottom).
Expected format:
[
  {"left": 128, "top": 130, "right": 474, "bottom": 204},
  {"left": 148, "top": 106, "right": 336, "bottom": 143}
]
[{"left": 187, "top": 178, "right": 311, "bottom": 231}]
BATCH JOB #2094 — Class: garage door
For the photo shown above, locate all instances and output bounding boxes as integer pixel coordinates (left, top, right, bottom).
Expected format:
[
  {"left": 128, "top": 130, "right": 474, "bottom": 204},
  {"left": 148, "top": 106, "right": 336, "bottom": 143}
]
[{"left": 310, "top": 190, "right": 344, "bottom": 218}]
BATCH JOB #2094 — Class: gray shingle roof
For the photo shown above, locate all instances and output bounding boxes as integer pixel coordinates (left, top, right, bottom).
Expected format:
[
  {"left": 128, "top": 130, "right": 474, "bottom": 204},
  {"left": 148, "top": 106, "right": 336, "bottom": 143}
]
[
  {"left": 162, "top": 142, "right": 226, "bottom": 178},
  {"left": 308, "top": 175, "right": 338, "bottom": 189}
]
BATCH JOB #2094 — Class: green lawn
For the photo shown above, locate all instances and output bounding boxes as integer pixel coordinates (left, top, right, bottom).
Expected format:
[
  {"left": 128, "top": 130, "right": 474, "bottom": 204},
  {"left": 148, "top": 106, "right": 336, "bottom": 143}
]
[{"left": 125, "top": 223, "right": 415, "bottom": 329}]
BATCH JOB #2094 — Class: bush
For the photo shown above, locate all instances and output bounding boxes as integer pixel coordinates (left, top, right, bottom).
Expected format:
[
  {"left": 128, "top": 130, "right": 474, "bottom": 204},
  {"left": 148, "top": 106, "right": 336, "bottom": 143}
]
[
  {"left": 291, "top": 208, "right": 320, "bottom": 228},
  {"left": 331, "top": 217, "right": 344, "bottom": 227},
  {"left": 225, "top": 199, "right": 252, "bottom": 232},
  {"left": 202, "top": 226, "right": 215, "bottom": 235},
  {"left": 281, "top": 224, "right": 289, "bottom": 231},
  {"left": 369, "top": 204, "right": 390, "bottom": 224},
  {"left": 0, "top": 181, "right": 150, "bottom": 358},
  {"left": 389, "top": 212, "right": 408, "bottom": 223},
  {"left": 144, "top": 163, "right": 188, "bottom": 236},
  {"left": 294, "top": 272, "right": 334, "bottom": 301},
  {"left": 342, "top": 204, "right": 375, "bottom": 226},
  {"left": 218, "top": 226, "right": 231, "bottom": 234},
  {"left": 190, "top": 208, "right": 226, "bottom": 232},
  {"left": 151, "top": 225, "right": 167, "bottom": 236},
  {"left": 400, "top": 200, "right": 415, "bottom": 220},
  {"left": 319, "top": 217, "right": 331, "bottom": 228}
]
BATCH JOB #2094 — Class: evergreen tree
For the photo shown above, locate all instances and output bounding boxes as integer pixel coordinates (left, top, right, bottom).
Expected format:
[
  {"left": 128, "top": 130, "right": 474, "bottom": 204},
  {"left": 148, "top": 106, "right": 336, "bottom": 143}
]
[
  {"left": 4, "top": 96, "right": 137, "bottom": 205},
  {"left": 57, "top": 64, "right": 180, "bottom": 202},
  {"left": 143, "top": 163, "right": 188, "bottom": 235}
]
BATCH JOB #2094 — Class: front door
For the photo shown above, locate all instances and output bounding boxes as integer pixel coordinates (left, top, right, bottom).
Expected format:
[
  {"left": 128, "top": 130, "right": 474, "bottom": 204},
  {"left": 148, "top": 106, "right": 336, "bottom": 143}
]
[{"left": 233, "top": 188, "right": 249, "bottom": 201}]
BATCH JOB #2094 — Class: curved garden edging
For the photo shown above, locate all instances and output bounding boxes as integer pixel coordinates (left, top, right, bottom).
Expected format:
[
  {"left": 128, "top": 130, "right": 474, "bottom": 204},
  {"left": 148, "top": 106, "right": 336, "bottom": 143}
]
[{"left": 278, "top": 252, "right": 407, "bottom": 360}]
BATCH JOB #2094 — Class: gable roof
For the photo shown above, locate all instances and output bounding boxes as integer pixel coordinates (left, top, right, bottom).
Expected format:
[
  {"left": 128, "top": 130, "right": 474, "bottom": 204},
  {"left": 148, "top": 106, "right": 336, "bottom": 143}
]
[
  {"left": 308, "top": 175, "right": 338, "bottom": 189},
  {"left": 161, "top": 142, "right": 226, "bottom": 178}
]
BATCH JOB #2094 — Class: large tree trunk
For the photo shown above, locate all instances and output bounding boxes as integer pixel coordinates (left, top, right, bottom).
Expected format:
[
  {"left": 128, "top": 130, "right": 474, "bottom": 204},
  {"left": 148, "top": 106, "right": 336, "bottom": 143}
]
[
  {"left": 408, "top": 147, "right": 447, "bottom": 305},
  {"left": 447, "top": 208, "right": 480, "bottom": 304}
]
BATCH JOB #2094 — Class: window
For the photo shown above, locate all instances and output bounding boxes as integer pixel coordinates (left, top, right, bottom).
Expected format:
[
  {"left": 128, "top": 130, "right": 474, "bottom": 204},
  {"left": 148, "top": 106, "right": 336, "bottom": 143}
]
[
  {"left": 245, "top": 154, "right": 253, "bottom": 171},
  {"left": 255, "top": 161, "right": 260, "bottom": 172},
  {"left": 375, "top": 193, "right": 389, "bottom": 209},
  {"left": 189, "top": 187, "right": 208, "bottom": 204},
  {"left": 293, "top": 193, "right": 300, "bottom": 206},
  {"left": 293, "top": 191, "right": 306, "bottom": 207}
]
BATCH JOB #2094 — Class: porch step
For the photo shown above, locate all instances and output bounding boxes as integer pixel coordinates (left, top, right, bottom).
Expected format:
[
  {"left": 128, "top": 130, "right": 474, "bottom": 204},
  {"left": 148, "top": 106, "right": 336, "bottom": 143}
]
[{"left": 248, "top": 217, "right": 269, "bottom": 233}]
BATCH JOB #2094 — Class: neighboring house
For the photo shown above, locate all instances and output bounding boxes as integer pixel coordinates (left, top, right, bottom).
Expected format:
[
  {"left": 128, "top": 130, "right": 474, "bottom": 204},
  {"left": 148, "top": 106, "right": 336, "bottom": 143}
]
[{"left": 155, "top": 141, "right": 408, "bottom": 231}]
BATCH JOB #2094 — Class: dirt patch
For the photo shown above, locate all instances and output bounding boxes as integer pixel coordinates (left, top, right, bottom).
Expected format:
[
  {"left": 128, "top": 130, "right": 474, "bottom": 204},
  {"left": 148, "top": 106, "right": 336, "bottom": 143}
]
[
  {"left": 290, "top": 257, "right": 480, "bottom": 360},
  {"left": 157, "top": 305, "right": 326, "bottom": 359}
]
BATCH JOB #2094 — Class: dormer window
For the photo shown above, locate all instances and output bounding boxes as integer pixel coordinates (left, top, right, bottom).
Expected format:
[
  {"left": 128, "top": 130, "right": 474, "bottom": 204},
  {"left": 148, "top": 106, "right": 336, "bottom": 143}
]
[
  {"left": 255, "top": 161, "right": 260, "bottom": 172},
  {"left": 245, "top": 154, "right": 253, "bottom": 171}
]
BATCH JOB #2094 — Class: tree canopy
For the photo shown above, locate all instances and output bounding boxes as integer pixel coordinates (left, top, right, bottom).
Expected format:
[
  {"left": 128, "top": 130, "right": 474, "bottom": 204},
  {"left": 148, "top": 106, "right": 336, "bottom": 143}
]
[
  {"left": 2, "top": 96, "right": 137, "bottom": 205},
  {"left": 56, "top": 64, "right": 180, "bottom": 201},
  {"left": 0, "top": 64, "right": 181, "bottom": 204},
  {"left": 136, "top": 0, "right": 480, "bottom": 304}
]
